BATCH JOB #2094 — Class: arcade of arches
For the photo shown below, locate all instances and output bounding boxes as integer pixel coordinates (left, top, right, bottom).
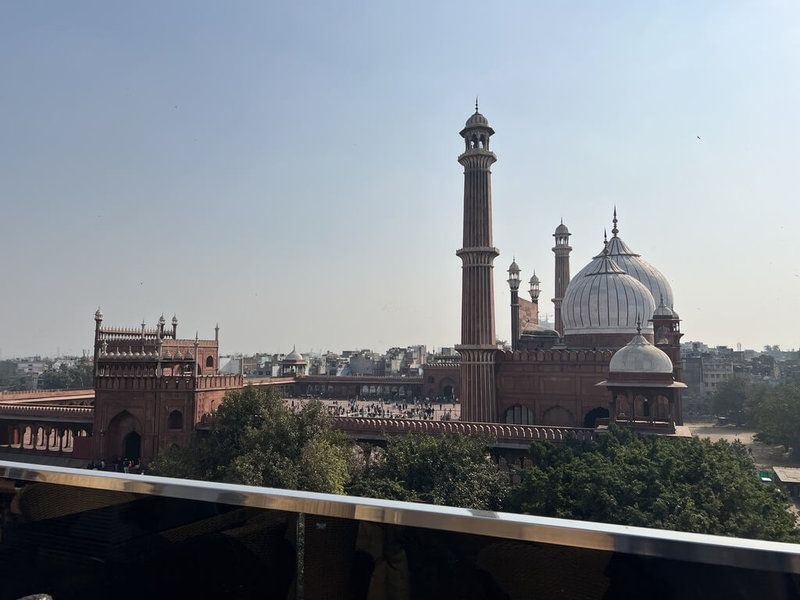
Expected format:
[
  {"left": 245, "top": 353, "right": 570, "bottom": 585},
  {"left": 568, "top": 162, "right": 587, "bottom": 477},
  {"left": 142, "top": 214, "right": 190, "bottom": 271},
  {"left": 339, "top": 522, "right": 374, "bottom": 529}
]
[{"left": 0, "top": 423, "right": 89, "bottom": 453}]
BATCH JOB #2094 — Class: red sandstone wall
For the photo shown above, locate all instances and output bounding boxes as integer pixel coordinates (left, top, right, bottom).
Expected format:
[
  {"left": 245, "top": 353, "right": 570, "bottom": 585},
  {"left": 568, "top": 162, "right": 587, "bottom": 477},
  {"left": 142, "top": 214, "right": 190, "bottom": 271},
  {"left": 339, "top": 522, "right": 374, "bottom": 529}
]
[{"left": 495, "top": 351, "right": 612, "bottom": 427}]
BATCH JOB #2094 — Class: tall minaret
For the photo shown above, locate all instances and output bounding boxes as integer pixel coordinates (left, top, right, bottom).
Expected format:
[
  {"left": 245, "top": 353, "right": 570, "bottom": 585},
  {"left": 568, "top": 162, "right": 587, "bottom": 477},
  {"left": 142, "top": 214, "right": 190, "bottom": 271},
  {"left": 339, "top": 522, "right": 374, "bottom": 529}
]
[
  {"left": 552, "top": 221, "right": 572, "bottom": 336},
  {"left": 455, "top": 103, "right": 499, "bottom": 423}
]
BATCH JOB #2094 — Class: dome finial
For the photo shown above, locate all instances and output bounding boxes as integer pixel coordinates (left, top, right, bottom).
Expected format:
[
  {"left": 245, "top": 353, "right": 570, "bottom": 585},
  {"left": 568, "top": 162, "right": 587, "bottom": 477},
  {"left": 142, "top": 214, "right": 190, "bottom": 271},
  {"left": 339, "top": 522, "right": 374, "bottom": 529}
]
[
  {"left": 603, "top": 228, "right": 608, "bottom": 244},
  {"left": 612, "top": 206, "right": 619, "bottom": 237},
  {"left": 475, "top": 97, "right": 479, "bottom": 113},
  {"left": 636, "top": 316, "right": 642, "bottom": 334}
]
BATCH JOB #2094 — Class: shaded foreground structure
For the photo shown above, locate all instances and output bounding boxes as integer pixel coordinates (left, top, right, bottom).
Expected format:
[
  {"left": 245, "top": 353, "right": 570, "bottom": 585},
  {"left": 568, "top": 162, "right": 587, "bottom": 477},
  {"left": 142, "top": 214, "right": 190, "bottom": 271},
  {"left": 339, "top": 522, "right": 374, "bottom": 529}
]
[{"left": 1, "top": 461, "right": 798, "bottom": 599}]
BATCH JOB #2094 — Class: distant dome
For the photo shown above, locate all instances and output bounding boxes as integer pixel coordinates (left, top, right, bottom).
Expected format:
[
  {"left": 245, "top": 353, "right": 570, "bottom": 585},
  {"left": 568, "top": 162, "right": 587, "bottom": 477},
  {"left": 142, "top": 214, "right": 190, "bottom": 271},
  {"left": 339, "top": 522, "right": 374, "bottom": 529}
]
[
  {"left": 562, "top": 252, "right": 656, "bottom": 336},
  {"left": 609, "top": 332, "right": 674, "bottom": 374},
  {"left": 95, "top": 307, "right": 103, "bottom": 320},
  {"left": 283, "top": 347, "right": 306, "bottom": 363},
  {"left": 555, "top": 222, "right": 569, "bottom": 235}
]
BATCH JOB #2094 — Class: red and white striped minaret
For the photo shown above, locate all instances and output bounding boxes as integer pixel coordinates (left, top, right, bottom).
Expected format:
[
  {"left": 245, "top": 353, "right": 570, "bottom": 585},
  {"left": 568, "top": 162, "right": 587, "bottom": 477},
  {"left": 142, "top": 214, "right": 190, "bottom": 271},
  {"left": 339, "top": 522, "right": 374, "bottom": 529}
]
[{"left": 455, "top": 103, "right": 499, "bottom": 422}]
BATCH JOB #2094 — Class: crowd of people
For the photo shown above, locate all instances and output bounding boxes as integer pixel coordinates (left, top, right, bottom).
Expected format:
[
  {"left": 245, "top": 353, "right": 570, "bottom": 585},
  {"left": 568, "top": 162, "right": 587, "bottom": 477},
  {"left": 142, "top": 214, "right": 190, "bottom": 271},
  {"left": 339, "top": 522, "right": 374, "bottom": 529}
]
[
  {"left": 290, "top": 396, "right": 459, "bottom": 421},
  {"left": 87, "top": 457, "right": 142, "bottom": 474}
]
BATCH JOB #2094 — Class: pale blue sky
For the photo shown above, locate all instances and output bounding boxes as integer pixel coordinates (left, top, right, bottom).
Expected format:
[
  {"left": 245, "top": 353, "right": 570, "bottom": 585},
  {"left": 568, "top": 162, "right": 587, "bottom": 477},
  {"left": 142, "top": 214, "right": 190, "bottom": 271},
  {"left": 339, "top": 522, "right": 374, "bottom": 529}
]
[{"left": 1, "top": 1, "right": 798, "bottom": 357}]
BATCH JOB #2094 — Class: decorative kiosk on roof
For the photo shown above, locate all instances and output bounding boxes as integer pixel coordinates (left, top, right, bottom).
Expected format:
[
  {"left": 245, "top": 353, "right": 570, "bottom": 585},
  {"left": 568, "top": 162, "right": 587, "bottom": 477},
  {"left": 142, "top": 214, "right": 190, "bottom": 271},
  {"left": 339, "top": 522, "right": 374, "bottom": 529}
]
[
  {"left": 280, "top": 347, "right": 308, "bottom": 377},
  {"left": 597, "top": 323, "right": 686, "bottom": 433}
]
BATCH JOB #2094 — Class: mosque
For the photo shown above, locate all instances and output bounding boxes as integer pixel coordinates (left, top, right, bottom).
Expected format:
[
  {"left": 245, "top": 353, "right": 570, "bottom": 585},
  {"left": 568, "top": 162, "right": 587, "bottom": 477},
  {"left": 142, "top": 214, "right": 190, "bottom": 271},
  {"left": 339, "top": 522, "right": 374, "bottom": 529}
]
[{"left": 455, "top": 106, "right": 685, "bottom": 432}]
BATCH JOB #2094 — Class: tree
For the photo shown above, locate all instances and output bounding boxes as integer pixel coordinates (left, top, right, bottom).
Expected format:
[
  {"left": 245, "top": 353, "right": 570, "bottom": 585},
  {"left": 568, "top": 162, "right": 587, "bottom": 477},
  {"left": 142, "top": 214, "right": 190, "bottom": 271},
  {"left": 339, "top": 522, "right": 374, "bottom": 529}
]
[
  {"left": 711, "top": 375, "right": 749, "bottom": 424},
  {"left": 148, "top": 385, "right": 354, "bottom": 494},
  {"left": 348, "top": 433, "right": 510, "bottom": 511},
  {"left": 749, "top": 384, "right": 800, "bottom": 458},
  {"left": 507, "top": 426, "right": 799, "bottom": 542},
  {"left": 38, "top": 360, "right": 93, "bottom": 390}
]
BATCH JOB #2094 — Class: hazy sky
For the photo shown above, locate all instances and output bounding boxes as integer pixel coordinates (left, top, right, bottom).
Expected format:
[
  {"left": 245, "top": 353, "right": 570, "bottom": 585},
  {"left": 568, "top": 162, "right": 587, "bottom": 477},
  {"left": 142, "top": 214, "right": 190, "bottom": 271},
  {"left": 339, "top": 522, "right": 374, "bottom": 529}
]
[{"left": 2, "top": 1, "right": 799, "bottom": 358}]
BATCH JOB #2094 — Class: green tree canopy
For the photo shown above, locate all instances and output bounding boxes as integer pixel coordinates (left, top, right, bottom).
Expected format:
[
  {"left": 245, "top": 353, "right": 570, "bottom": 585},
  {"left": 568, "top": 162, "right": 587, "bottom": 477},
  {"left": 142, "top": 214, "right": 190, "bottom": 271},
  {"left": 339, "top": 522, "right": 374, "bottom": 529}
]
[
  {"left": 348, "top": 433, "right": 510, "bottom": 511},
  {"left": 748, "top": 384, "right": 800, "bottom": 458},
  {"left": 507, "top": 426, "right": 799, "bottom": 542},
  {"left": 711, "top": 375, "right": 749, "bottom": 423},
  {"left": 148, "top": 385, "right": 353, "bottom": 494},
  {"left": 38, "top": 360, "right": 93, "bottom": 390}
]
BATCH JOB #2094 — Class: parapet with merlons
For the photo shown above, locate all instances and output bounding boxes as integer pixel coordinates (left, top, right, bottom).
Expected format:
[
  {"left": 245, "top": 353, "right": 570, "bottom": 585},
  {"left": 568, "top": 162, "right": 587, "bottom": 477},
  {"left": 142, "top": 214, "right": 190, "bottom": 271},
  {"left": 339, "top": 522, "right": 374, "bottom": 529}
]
[
  {"left": 94, "top": 374, "right": 243, "bottom": 392},
  {"left": 332, "top": 417, "right": 595, "bottom": 446},
  {"left": 500, "top": 349, "right": 615, "bottom": 364}
]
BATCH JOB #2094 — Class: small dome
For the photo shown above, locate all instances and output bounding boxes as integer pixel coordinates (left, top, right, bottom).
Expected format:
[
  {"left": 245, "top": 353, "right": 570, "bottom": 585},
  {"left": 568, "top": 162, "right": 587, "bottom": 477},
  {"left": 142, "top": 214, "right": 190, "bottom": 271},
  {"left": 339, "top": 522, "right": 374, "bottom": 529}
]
[
  {"left": 609, "top": 333, "right": 674, "bottom": 374},
  {"left": 508, "top": 260, "right": 520, "bottom": 273},
  {"left": 529, "top": 272, "right": 540, "bottom": 285},
  {"left": 554, "top": 222, "right": 570, "bottom": 235},
  {"left": 465, "top": 111, "right": 489, "bottom": 127},
  {"left": 158, "top": 314, "right": 165, "bottom": 325},
  {"left": 95, "top": 307, "right": 103, "bottom": 320},
  {"left": 172, "top": 315, "right": 178, "bottom": 325},
  {"left": 653, "top": 297, "right": 676, "bottom": 318}
]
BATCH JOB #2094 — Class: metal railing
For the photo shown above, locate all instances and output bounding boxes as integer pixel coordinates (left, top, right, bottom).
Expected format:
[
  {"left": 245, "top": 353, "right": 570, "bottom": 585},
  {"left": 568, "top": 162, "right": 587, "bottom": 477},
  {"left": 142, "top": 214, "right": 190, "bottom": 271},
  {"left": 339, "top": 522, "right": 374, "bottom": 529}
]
[{"left": 1, "top": 460, "right": 798, "bottom": 599}]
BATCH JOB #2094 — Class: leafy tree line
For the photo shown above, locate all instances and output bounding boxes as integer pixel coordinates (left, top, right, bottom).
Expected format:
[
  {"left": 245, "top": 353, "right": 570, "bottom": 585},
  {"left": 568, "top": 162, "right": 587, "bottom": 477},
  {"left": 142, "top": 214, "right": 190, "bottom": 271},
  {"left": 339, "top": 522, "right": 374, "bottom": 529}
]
[
  {"left": 149, "top": 386, "right": 799, "bottom": 542},
  {"left": 712, "top": 376, "right": 800, "bottom": 457},
  {"left": 38, "top": 360, "right": 94, "bottom": 390}
]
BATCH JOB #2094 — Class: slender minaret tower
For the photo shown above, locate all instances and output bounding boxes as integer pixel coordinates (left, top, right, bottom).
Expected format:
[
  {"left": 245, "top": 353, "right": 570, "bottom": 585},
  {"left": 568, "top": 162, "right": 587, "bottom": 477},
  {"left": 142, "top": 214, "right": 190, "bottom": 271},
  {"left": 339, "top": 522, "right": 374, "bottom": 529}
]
[
  {"left": 456, "top": 103, "right": 499, "bottom": 422},
  {"left": 93, "top": 307, "right": 103, "bottom": 376},
  {"left": 507, "top": 259, "right": 521, "bottom": 352},
  {"left": 552, "top": 220, "right": 572, "bottom": 336}
]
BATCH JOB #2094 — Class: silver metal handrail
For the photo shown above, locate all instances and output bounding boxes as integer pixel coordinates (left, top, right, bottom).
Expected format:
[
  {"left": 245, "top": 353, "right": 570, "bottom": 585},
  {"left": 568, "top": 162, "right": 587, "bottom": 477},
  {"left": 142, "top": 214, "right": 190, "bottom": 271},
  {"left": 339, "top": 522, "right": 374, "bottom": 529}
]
[{"left": 2, "top": 459, "right": 799, "bottom": 574}]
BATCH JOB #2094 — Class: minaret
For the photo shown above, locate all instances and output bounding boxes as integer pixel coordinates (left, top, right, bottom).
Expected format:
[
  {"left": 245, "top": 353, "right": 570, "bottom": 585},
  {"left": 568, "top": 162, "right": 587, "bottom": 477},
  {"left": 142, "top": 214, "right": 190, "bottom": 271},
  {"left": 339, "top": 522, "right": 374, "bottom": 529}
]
[
  {"left": 93, "top": 307, "right": 103, "bottom": 376},
  {"left": 455, "top": 103, "right": 499, "bottom": 423},
  {"left": 552, "top": 220, "right": 572, "bottom": 336},
  {"left": 529, "top": 272, "right": 540, "bottom": 323},
  {"left": 507, "top": 259, "right": 521, "bottom": 352}
]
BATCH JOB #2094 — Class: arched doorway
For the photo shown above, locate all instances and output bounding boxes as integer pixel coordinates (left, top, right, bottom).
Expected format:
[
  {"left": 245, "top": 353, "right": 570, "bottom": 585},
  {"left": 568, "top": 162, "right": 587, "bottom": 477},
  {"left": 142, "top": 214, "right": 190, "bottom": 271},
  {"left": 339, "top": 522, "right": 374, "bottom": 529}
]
[
  {"left": 583, "top": 406, "right": 610, "bottom": 428},
  {"left": 443, "top": 385, "right": 453, "bottom": 399},
  {"left": 106, "top": 410, "right": 142, "bottom": 460},
  {"left": 124, "top": 431, "right": 141, "bottom": 460}
]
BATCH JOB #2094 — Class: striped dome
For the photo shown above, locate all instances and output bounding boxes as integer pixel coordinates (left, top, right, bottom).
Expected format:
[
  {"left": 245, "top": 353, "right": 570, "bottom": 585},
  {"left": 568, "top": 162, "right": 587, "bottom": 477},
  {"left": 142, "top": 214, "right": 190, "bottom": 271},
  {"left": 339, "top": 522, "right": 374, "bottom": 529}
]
[
  {"left": 562, "top": 252, "right": 656, "bottom": 336},
  {"left": 605, "top": 234, "right": 674, "bottom": 309}
]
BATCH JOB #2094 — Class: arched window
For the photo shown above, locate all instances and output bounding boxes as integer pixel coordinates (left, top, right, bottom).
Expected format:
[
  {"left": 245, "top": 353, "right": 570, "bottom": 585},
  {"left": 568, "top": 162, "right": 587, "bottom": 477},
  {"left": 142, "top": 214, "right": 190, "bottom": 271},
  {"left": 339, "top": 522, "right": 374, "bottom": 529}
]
[
  {"left": 206, "top": 356, "right": 214, "bottom": 368},
  {"left": 168, "top": 410, "right": 183, "bottom": 430},
  {"left": 505, "top": 405, "right": 535, "bottom": 425}
]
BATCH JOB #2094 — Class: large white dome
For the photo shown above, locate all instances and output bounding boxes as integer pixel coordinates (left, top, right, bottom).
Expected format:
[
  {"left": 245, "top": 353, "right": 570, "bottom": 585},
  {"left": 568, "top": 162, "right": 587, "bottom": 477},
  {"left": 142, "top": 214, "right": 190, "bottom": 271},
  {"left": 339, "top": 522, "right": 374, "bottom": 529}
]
[
  {"left": 605, "top": 234, "right": 674, "bottom": 309},
  {"left": 562, "top": 252, "right": 656, "bottom": 336}
]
